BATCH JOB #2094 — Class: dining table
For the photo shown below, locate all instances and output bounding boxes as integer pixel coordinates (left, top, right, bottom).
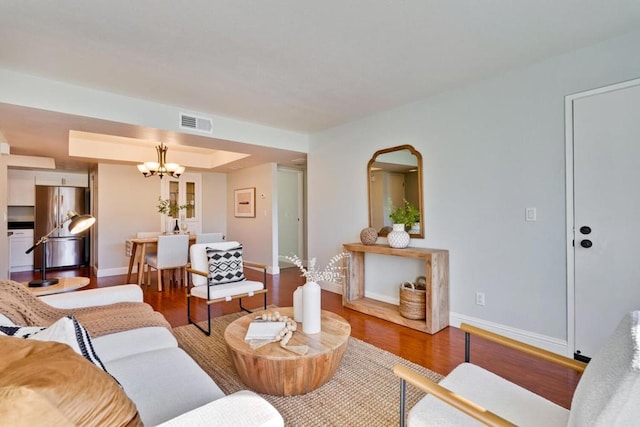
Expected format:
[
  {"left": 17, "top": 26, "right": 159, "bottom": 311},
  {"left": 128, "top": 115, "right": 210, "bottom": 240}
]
[{"left": 126, "top": 234, "right": 197, "bottom": 286}]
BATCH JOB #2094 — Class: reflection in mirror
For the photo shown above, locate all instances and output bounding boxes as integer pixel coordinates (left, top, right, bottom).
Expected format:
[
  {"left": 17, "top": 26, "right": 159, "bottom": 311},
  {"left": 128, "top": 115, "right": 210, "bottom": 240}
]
[{"left": 368, "top": 145, "right": 423, "bottom": 238}]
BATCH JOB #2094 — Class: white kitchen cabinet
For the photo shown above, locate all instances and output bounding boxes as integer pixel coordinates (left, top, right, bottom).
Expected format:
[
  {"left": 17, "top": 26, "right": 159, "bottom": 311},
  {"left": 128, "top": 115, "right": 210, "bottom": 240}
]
[
  {"left": 35, "top": 171, "right": 88, "bottom": 187},
  {"left": 9, "top": 229, "right": 34, "bottom": 272},
  {"left": 163, "top": 173, "right": 202, "bottom": 234},
  {"left": 7, "top": 170, "right": 36, "bottom": 206}
]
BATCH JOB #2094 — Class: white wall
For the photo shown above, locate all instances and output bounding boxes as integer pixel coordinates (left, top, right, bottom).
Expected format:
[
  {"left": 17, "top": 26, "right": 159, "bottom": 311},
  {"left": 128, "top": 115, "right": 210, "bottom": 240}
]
[
  {"left": 308, "top": 30, "right": 640, "bottom": 346},
  {"left": 96, "top": 164, "right": 160, "bottom": 275},
  {"left": 95, "top": 164, "right": 229, "bottom": 276},
  {"left": 227, "top": 163, "right": 278, "bottom": 273},
  {"left": 0, "top": 154, "right": 8, "bottom": 279},
  {"left": 201, "top": 172, "right": 227, "bottom": 234}
]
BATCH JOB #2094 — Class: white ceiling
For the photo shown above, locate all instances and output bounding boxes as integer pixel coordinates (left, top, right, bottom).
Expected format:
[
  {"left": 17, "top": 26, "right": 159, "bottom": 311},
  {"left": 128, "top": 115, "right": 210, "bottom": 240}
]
[{"left": 1, "top": 1, "right": 640, "bottom": 170}]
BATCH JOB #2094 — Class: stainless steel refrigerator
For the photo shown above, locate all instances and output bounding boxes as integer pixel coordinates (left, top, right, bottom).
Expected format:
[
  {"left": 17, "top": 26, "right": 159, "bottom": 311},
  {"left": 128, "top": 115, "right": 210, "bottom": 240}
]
[{"left": 34, "top": 186, "right": 90, "bottom": 269}]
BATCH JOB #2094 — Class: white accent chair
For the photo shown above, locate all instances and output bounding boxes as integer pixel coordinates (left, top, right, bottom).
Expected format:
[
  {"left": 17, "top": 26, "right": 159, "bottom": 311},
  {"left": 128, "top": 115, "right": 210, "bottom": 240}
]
[
  {"left": 196, "top": 232, "right": 225, "bottom": 244},
  {"left": 186, "top": 241, "right": 267, "bottom": 335},
  {"left": 394, "top": 311, "right": 640, "bottom": 426},
  {"left": 145, "top": 234, "right": 189, "bottom": 292}
]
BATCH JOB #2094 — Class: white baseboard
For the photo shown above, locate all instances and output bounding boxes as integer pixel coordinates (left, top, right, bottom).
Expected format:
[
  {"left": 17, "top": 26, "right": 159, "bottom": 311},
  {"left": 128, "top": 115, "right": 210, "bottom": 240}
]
[
  {"left": 365, "top": 290, "right": 398, "bottom": 306},
  {"left": 10, "top": 265, "right": 34, "bottom": 273},
  {"left": 267, "top": 265, "right": 280, "bottom": 275},
  {"left": 450, "top": 312, "right": 569, "bottom": 356},
  {"left": 97, "top": 266, "right": 131, "bottom": 278}
]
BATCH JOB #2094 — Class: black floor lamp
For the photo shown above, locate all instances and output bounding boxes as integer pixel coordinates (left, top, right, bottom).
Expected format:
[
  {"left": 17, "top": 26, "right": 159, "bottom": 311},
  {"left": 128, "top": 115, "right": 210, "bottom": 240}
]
[{"left": 26, "top": 210, "right": 96, "bottom": 287}]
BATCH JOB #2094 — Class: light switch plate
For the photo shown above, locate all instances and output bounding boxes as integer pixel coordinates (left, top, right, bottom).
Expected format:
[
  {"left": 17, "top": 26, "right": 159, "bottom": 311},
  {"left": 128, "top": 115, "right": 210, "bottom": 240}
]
[{"left": 525, "top": 207, "right": 537, "bottom": 222}]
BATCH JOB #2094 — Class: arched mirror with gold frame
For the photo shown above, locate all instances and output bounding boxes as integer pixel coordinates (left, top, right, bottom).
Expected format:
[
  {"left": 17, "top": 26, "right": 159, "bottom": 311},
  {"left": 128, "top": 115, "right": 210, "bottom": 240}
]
[{"left": 368, "top": 144, "right": 423, "bottom": 238}]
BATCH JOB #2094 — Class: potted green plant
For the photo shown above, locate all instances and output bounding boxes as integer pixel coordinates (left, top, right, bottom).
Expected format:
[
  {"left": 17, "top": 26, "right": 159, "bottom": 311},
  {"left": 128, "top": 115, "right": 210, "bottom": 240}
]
[
  {"left": 157, "top": 197, "right": 188, "bottom": 233},
  {"left": 389, "top": 200, "right": 420, "bottom": 230},
  {"left": 388, "top": 200, "right": 420, "bottom": 249},
  {"left": 157, "top": 197, "right": 188, "bottom": 217}
]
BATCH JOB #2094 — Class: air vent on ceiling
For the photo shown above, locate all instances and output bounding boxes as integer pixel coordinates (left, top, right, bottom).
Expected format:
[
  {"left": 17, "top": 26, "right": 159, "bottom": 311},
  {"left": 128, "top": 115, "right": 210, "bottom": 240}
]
[{"left": 179, "top": 113, "right": 213, "bottom": 134}]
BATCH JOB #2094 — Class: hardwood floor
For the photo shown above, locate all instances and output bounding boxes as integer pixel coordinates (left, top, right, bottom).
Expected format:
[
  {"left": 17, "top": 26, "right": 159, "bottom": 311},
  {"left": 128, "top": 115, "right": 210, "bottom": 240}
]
[{"left": 12, "top": 266, "right": 581, "bottom": 410}]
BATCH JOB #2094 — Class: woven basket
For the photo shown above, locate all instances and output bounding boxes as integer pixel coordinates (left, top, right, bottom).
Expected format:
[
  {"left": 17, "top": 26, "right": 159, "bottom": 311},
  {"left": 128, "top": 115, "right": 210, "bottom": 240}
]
[{"left": 398, "top": 281, "right": 426, "bottom": 320}]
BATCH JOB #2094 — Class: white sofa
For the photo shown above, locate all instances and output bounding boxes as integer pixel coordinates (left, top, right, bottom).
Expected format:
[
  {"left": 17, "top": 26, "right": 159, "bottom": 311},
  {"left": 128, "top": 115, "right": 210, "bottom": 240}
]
[{"left": 0, "top": 284, "right": 283, "bottom": 427}]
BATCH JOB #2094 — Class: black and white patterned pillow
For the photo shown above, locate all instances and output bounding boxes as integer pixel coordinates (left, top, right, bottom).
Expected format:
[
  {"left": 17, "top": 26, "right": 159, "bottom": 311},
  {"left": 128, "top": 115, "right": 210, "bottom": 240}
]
[
  {"left": 206, "top": 244, "right": 246, "bottom": 285},
  {"left": 0, "top": 325, "right": 46, "bottom": 338},
  {"left": 1, "top": 316, "right": 108, "bottom": 374}
]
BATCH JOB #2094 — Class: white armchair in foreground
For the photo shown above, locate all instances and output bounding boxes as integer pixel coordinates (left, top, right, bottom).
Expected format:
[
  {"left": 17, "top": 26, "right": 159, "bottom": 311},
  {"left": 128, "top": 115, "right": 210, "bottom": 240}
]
[{"left": 394, "top": 311, "right": 640, "bottom": 426}]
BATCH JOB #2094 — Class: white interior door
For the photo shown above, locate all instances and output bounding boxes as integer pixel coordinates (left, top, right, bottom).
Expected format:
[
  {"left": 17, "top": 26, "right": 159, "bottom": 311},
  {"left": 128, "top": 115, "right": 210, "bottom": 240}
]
[
  {"left": 277, "top": 168, "right": 304, "bottom": 262},
  {"left": 569, "top": 79, "right": 640, "bottom": 359}
]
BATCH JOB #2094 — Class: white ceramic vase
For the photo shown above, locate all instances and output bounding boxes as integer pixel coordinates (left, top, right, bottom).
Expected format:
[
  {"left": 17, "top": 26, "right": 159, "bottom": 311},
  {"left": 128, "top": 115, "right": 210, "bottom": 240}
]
[
  {"left": 293, "top": 286, "right": 304, "bottom": 322},
  {"left": 302, "top": 281, "right": 321, "bottom": 334},
  {"left": 388, "top": 223, "right": 410, "bottom": 248}
]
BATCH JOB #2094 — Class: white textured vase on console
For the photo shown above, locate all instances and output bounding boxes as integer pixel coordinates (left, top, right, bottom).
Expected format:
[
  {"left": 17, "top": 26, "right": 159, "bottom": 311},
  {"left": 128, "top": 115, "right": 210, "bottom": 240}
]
[
  {"left": 293, "top": 286, "right": 304, "bottom": 322},
  {"left": 302, "top": 281, "right": 321, "bottom": 334},
  {"left": 387, "top": 223, "right": 410, "bottom": 248}
]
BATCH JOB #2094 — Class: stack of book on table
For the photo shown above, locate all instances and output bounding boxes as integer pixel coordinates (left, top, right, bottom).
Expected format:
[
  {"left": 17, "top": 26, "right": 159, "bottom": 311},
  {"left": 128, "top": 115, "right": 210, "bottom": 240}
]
[{"left": 244, "top": 321, "right": 285, "bottom": 341}]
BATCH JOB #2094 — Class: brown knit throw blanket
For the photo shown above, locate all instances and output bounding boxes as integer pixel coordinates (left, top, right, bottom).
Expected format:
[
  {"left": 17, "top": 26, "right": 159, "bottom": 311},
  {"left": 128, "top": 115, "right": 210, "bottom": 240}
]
[{"left": 0, "top": 280, "right": 171, "bottom": 337}]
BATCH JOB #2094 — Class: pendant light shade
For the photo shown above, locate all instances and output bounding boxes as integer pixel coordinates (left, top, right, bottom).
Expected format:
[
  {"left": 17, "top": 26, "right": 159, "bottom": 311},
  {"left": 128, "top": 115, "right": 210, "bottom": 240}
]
[{"left": 137, "top": 142, "right": 185, "bottom": 179}]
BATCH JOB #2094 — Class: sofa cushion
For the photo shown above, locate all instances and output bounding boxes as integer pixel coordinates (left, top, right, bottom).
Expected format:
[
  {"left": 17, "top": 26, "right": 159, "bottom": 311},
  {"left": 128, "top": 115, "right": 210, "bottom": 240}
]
[
  {"left": 92, "top": 326, "right": 178, "bottom": 363},
  {"left": 0, "top": 324, "right": 45, "bottom": 337},
  {"left": 105, "top": 347, "right": 225, "bottom": 426},
  {"left": 0, "top": 312, "right": 13, "bottom": 325},
  {"left": 190, "top": 279, "right": 265, "bottom": 301},
  {"left": 568, "top": 310, "right": 640, "bottom": 427},
  {"left": 409, "top": 363, "right": 569, "bottom": 426},
  {"left": 40, "top": 284, "right": 144, "bottom": 308},
  {"left": 0, "top": 335, "right": 141, "bottom": 426},
  {"left": 206, "top": 244, "right": 246, "bottom": 285},
  {"left": 157, "top": 390, "right": 284, "bottom": 427}
]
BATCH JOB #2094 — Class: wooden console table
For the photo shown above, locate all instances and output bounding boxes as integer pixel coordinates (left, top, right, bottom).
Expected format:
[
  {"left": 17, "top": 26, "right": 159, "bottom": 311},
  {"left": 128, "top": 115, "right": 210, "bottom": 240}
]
[{"left": 342, "top": 243, "right": 449, "bottom": 334}]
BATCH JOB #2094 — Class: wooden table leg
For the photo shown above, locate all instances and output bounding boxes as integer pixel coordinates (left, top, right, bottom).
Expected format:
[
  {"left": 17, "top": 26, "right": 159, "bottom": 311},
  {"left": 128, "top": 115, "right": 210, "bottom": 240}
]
[
  {"left": 126, "top": 242, "right": 138, "bottom": 283},
  {"left": 137, "top": 243, "right": 147, "bottom": 286}
]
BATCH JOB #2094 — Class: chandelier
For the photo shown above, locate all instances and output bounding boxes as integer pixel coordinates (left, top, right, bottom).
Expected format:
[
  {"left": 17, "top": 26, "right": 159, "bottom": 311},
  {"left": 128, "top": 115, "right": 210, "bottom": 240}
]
[{"left": 137, "top": 142, "right": 186, "bottom": 179}]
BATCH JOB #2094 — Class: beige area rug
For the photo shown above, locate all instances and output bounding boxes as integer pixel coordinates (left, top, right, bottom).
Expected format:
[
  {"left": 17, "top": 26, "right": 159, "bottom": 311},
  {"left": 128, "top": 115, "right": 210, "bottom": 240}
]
[{"left": 173, "top": 312, "right": 443, "bottom": 427}]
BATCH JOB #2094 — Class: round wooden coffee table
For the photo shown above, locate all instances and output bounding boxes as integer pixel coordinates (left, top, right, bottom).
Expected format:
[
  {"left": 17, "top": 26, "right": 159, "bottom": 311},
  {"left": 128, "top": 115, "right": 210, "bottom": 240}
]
[
  {"left": 23, "top": 277, "right": 90, "bottom": 296},
  {"left": 224, "top": 307, "right": 351, "bottom": 396}
]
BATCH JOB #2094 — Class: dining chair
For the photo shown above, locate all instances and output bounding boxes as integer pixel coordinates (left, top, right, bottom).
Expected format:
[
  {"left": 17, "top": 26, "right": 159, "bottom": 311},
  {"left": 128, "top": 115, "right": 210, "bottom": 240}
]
[
  {"left": 144, "top": 234, "right": 189, "bottom": 292},
  {"left": 186, "top": 241, "right": 267, "bottom": 335},
  {"left": 135, "top": 231, "right": 161, "bottom": 285},
  {"left": 195, "top": 232, "right": 225, "bottom": 244}
]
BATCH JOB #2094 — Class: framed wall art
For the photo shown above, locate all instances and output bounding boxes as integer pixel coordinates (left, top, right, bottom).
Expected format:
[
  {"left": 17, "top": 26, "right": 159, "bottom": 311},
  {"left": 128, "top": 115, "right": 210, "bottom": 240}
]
[{"left": 234, "top": 187, "right": 256, "bottom": 217}]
